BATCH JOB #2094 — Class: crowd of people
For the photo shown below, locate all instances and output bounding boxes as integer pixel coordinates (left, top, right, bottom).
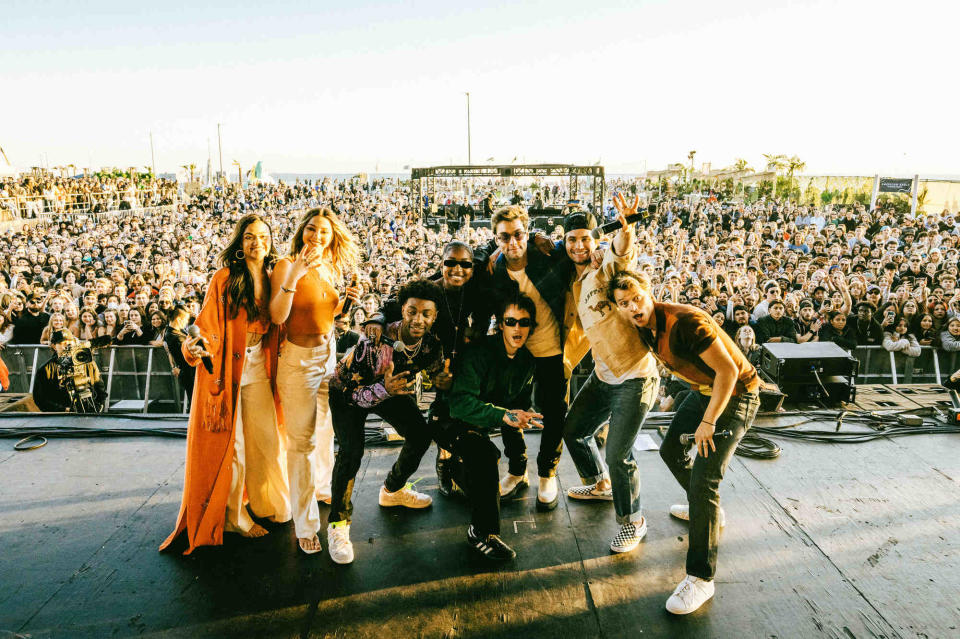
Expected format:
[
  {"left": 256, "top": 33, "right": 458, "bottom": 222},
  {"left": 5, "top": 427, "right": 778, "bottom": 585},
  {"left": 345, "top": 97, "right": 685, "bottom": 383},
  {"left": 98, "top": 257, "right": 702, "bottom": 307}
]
[
  {"left": 2, "top": 170, "right": 958, "bottom": 615},
  {"left": 0, "top": 174, "right": 178, "bottom": 219}
]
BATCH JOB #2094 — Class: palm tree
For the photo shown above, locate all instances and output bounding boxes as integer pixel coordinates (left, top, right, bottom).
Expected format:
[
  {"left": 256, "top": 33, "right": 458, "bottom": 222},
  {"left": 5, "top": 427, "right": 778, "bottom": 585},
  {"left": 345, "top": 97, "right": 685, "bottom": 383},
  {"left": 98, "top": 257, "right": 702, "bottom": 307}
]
[
  {"left": 763, "top": 153, "right": 787, "bottom": 173},
  {"left": 785, "top": 156, "right": 806, "bottom": 202},
  {"left": 733, "top": 158, "right": 752, "bottom": 173},
  {"left": 181, "top": 164, "right": 197, "bottom": 183},
  {"left": 687, "top": 150, "right": 697, "bottom": 180}
]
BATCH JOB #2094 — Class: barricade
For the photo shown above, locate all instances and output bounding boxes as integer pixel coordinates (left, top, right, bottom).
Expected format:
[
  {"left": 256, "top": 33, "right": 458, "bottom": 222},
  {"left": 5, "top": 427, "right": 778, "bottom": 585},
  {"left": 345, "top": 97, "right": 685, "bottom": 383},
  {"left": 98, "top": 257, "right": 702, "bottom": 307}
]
[{"left": 1, "top": 344, "right": 187, "bottom": 414}]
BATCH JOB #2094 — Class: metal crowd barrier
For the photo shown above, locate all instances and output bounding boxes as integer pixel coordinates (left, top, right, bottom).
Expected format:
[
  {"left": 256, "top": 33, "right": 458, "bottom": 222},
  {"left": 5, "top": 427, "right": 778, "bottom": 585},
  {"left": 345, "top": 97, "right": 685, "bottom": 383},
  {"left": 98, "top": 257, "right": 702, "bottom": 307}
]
[
  {"left": 2, "top": 344, "right": 188, "bottom": 414},
  {"left": 0, "top": 191, "right": 175, "bottom": 222},
  {"left": 851, "top": 345, "right": 957, "bottom": 385}
]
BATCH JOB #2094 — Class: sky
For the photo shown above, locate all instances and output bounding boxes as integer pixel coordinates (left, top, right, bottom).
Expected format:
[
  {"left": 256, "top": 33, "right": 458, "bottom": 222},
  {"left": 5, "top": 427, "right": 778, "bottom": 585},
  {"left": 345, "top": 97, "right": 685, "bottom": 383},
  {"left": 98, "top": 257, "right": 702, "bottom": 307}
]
[{"left": 2, "top": 0, "right": 958, "bottom": 177}]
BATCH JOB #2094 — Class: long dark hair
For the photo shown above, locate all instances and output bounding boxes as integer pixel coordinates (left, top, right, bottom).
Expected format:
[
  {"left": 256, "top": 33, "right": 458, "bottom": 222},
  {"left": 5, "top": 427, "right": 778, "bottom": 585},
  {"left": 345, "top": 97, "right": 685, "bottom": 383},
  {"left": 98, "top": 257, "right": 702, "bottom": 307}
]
[{"left": 217, "top": 214, "right": 278, "bottom": 319}]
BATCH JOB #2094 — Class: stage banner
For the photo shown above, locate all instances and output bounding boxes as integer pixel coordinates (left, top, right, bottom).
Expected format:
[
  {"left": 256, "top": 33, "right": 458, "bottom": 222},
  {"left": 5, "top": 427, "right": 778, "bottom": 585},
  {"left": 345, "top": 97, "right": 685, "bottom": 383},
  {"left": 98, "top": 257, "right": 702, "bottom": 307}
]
[{"left": 879, "top": 178, "right": 913, "bottom": 194}]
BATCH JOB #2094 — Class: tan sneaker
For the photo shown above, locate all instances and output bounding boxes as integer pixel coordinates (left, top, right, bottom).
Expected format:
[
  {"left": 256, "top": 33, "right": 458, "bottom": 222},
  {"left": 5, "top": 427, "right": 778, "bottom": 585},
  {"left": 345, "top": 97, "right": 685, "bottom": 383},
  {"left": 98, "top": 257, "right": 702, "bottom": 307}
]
[{"left": 379, "top": 482, "right": 433, "bottom": 509}]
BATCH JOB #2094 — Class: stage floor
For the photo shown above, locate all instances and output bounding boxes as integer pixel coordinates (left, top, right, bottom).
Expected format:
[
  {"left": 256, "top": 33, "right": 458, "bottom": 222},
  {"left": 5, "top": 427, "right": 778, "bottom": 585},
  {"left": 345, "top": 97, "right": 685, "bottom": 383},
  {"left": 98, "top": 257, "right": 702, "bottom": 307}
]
[{"left": 1, "top": 409, "right": 959, "bottom": 638}]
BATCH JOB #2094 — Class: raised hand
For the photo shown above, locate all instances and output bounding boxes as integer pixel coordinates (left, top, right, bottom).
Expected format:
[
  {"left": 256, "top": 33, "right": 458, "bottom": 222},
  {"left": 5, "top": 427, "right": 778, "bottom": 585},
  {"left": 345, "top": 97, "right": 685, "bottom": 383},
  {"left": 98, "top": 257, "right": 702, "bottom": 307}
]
[{"left": 383, "top": 361, "right": 414, "bottom": 396}]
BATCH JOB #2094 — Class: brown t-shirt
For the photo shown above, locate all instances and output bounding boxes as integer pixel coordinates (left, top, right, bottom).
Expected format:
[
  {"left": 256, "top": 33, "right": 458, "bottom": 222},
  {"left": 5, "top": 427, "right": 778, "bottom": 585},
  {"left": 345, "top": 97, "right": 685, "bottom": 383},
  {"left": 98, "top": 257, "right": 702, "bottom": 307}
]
[{"left": 638, "top": 302, "right": 759, "bottom": 396}]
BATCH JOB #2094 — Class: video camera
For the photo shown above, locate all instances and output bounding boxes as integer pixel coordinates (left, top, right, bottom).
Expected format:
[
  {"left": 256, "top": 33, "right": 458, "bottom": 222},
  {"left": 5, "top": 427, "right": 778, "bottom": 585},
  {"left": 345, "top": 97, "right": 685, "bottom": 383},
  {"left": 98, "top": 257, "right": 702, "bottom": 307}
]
[{"left": 51, "top": 332, "right": 112, "bottom": 413}]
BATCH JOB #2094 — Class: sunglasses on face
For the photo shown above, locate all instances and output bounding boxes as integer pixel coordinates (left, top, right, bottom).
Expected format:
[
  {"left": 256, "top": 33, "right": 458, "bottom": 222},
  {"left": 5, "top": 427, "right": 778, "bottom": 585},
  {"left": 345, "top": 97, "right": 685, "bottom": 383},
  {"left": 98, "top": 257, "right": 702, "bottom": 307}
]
[
  {"left": 443, "top": 259, "right": 473, "bottom": 269},
  {"left": 497, "top": 231, "right": 525, "bottom": 244},
  {"left": 502, "top": 317, "right": 533, "bottom": 327}
]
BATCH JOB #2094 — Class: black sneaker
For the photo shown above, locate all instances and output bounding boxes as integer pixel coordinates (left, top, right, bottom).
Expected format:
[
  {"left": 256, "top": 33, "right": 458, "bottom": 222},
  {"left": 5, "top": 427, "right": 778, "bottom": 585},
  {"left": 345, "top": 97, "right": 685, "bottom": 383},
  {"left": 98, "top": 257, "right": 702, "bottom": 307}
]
[{"left": 467, "top": 525, "right": 516, "bottom": 560}]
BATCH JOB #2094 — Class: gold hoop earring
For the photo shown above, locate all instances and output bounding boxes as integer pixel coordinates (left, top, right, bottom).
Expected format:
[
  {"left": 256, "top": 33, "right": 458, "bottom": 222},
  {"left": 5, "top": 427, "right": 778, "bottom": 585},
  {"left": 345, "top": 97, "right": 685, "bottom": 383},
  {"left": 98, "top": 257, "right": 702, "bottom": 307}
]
[{"left": 235, "top": 249, "right": 245, "bottom": 260}]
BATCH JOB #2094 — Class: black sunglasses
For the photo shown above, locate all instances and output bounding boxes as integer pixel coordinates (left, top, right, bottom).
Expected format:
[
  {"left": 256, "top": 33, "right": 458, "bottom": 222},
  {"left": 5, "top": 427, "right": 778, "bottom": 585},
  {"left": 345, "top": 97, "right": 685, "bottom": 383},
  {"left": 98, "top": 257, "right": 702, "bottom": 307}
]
[
  {"left": 443, "top": 259, "right": 473, "bottom": 269},
  {"left": 502, "top": 317, "right": 533, "bottom": 327}
]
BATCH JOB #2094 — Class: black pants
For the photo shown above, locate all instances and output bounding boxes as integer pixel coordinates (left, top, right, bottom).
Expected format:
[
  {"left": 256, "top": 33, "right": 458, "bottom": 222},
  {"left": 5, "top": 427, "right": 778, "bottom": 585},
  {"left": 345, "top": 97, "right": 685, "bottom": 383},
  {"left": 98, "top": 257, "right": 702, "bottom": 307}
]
[
  {"left": 499, "top": 354, "right": 566, "bottom": 478},
  {"left": 446, "top": 428, "right": 502, "bottom": 536},
  {"left": 658, "top": 391, "right": 760, "bottom": 580},
  {"left": 328, "top": 388, "right": 437, "bottom": 524}
]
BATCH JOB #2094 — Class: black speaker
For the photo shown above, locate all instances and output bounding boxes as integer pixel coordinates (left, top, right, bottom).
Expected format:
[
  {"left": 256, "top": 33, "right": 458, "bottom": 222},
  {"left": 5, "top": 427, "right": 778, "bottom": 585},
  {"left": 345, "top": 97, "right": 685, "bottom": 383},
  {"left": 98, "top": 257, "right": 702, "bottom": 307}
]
[{"left": 758, "top": 342, "right": 858, "bottom": 405}]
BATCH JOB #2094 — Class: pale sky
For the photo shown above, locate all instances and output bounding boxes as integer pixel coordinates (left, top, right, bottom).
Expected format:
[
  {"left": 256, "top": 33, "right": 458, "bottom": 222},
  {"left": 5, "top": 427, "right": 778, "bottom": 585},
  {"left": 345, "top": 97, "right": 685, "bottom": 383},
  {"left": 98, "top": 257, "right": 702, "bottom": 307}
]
[{"left": 2, "top": 0, "right": 957, "bottom": 176}]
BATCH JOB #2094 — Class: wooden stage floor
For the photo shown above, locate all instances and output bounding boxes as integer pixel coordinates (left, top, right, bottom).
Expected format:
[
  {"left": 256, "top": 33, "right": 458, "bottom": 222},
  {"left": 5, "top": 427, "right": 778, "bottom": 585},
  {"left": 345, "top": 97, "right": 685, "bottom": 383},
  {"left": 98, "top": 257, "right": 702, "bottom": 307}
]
[{"left": 1, "top": 405, "right": 959, "bottom": 638}]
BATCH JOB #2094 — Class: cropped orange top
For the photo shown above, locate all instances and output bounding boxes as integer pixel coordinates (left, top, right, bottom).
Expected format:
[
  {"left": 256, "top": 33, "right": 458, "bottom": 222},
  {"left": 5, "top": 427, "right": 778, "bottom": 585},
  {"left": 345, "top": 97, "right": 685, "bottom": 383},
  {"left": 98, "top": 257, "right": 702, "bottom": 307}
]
[{"left": 286, "top": 267, "right": 339, "bottom": 335}]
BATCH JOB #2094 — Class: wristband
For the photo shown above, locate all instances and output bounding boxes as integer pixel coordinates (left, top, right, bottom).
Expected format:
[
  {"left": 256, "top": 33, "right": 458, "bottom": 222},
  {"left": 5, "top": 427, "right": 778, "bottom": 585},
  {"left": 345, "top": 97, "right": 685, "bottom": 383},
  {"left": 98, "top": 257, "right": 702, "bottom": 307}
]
[
  {"left": 281, "top": 286, "right": 296, "bottom": 294},
  {"left": 701, "top": 420, "right": 715, "bottom": 426}
]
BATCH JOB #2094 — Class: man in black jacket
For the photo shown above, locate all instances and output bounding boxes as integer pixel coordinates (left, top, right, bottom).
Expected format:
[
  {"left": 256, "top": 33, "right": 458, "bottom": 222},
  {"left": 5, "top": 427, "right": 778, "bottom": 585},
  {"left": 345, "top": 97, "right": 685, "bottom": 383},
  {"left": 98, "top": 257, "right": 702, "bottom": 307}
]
[
  {"left": 754, "top": 300, "right": 797, "bottom": 345},
  {"left": 848, "top": 301, "right": 883, "bottom": 347},
  {"left": 445, "top": 293, "right": 539, "bottom": 560},
  {"left": 475, "top": 205, "right": 575, "bottom": 510}
]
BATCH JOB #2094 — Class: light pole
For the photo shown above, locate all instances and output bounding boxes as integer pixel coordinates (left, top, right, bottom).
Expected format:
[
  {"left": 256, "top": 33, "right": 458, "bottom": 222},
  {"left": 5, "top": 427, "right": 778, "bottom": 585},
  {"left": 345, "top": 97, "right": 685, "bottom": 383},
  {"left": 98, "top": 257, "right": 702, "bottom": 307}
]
[
  {"left": 217, "top": 123, "right": 224, "bottom": 184},
  {"left": 465, "top": 92, "right": 472, "bottom": 165},
  {"left": 149, "top": 131, "right": 156, "bottom": 175}
]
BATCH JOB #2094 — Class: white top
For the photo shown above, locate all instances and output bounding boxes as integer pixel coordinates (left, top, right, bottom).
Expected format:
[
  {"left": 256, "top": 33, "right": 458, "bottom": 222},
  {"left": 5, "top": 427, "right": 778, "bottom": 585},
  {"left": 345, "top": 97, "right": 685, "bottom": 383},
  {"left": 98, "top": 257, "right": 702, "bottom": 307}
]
[{"left": 508, "top": 268, "right": 561, "bottom": 357}]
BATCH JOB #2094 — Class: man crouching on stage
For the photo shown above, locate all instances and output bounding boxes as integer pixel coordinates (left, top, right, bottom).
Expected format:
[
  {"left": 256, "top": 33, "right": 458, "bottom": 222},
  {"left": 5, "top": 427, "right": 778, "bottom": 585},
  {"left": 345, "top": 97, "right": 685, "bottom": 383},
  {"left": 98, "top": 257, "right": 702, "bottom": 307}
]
[
  {"left": 608, "top": 269, "right": 761, "bottom": 615},
  {"left": 326, "top": 278, "right": 450, "bottom": 565},
  {"left": 444, "top": 293, "right": 540, "bottom": 560}
]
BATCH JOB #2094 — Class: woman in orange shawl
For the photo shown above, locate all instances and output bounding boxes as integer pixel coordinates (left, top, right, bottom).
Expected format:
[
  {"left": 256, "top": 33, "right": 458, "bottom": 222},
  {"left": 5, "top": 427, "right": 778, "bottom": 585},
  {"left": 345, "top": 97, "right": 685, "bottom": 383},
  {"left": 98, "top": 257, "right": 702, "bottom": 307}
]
[{"left": 160, "top": 214, "right": 290, "bottom": 555}]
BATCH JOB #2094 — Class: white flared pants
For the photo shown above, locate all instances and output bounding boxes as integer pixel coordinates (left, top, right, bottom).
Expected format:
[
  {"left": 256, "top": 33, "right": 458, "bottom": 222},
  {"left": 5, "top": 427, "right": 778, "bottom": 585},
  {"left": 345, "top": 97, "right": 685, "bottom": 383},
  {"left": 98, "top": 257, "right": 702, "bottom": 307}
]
[
  {"left": 277, "top": 334, "right": 336, "bottom": 538},
  {"left": 225, "top": 342, "right": 291, "bottom": 534}
]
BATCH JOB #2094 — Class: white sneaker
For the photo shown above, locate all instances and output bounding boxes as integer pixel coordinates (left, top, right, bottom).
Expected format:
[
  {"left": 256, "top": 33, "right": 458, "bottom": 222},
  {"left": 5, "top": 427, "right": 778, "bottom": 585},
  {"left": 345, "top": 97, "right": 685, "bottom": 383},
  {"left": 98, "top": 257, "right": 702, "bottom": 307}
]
[
  {"left": 610, "top": 518, "right": 647, "bottom": 553},
  {"left": 537, "top": 476, "right": 559, "bottom": 511},
  {"left": 669, "top": 503, "right": 726, "bottom": 527},
  {"left": 665, "top": 575, "right": 715, "bottom": 614},
  {"left": 379, "top": 482, "right": 432, "bottom": 509},
  {"left": 327, "top": 522, "right": 354, "bottom": 565},
  {"left": 499, "top": 471, "right": 529, "bottom": 500},
  {"left": 567, "top": 482, "right": 613, "bottom": 501}
]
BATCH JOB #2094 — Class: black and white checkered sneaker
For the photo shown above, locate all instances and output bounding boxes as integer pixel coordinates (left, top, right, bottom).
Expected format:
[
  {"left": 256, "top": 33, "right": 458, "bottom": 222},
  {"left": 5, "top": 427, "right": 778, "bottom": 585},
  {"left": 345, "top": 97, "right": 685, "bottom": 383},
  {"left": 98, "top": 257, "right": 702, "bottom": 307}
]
[
  {"left": 610, "top": 518, "right": 647, "bottom": 553},
  {"left": 567, "top": 482, "right": 613, "bottom": 501},
  {"left": 467, "top": 525, "right": 516, "bottom": 560}
]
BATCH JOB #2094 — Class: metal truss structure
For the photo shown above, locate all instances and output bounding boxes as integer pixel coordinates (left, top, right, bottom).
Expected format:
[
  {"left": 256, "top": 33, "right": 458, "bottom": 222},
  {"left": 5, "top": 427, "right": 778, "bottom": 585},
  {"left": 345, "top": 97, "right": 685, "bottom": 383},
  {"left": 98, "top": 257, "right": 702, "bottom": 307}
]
[{"left": 410, "top": 164, "right": 605, "bottom": 217}]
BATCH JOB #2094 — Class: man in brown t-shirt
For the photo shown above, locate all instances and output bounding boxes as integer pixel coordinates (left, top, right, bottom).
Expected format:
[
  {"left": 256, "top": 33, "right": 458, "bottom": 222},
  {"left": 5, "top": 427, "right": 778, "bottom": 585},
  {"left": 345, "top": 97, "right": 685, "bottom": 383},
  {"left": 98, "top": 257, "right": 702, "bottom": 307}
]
[{"left": 608, "top": 269, "right": 761, "bottom": 615}]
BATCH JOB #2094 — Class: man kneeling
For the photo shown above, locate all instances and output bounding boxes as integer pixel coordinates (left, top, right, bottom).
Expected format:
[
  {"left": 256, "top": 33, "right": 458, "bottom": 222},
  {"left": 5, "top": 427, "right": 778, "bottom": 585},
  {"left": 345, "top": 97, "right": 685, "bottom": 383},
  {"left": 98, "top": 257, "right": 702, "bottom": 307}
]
[{"left": 445, "top": 294, "right": 540, "bottom": 560}]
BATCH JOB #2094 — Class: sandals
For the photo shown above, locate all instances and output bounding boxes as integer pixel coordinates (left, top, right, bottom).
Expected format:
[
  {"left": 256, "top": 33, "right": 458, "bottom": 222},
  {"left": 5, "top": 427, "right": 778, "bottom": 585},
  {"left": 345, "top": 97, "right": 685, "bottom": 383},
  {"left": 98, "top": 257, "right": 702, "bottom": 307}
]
[{"left": 298, "top": 535, "right": 323, "bottom": 555}]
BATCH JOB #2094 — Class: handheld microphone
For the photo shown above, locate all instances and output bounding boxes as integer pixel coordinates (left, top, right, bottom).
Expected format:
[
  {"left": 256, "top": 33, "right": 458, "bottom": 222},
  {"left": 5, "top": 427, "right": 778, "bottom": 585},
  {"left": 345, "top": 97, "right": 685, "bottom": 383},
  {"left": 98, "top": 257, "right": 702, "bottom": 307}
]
[
  {"left": 590, "top": 204, "right": 656, "bottom": 239},
  {"left": 338, "top": 273, "right": 360, "bottom": 317},
  {"left": 186, "top": 324, "right": 214, "bottom": 374},
  {"left": 679, "top": 429, "right": 733, "bottom": 445}
]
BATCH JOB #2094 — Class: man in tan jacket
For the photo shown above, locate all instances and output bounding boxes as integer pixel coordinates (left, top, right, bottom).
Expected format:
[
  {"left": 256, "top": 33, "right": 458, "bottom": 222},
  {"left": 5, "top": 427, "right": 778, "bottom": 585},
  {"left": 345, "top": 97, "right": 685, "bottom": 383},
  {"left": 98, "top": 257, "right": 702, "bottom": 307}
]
[{"left": 560, "top": 194, "right": 660, "bottom": 554}]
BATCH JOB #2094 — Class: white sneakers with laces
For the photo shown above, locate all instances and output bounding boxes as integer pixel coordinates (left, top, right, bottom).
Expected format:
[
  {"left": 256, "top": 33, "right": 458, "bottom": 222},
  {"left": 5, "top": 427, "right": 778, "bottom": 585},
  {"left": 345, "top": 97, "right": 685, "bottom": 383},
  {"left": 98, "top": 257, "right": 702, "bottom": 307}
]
[
  {"left": 379, "top": 482, "right": 432, "bottom": 509},
  {"left": 669, "top": 503, "right": 726, "bottom": 527},
  {"left": 665, "top": 574, "right": 715, "bottom": 614},
  {"left": 327, "top": 521, "right": 354, "bottom": 565}
]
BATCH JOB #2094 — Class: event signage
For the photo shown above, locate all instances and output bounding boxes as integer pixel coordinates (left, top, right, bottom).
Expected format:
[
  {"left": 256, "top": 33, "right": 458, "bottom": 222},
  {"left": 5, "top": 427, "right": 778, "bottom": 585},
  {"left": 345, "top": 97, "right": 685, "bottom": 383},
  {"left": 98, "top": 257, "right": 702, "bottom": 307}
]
[{"left": 879, "top": 178, "right": 913, "bottom": 194}]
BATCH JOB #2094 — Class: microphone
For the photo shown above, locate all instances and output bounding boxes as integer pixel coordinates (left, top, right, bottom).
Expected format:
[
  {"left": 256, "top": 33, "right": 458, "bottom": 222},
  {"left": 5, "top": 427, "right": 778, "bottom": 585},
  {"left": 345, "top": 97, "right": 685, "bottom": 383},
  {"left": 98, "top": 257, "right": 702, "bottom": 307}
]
[
  {"left": 338, "top": 273, "right": 360, "bottom": 317},
  {"left": 186, "top": 324, "right": 214, "bottom": 374},
  {"left": 590, "top": 204, "right": 656, "bottom": 239},
  {"left": 679, "top": 429, "right": 733, "bottom": 445}
]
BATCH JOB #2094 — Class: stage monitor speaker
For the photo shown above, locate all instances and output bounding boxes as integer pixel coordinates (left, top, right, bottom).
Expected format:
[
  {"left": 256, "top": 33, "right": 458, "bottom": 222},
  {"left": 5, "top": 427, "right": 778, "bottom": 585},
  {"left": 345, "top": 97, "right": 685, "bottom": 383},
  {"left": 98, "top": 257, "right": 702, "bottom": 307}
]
[
  {"left": 0, "top": 393, "right": 40, "bottom": 412},
  {"left": 758, "top": 342, "right": 858, "bottom": 405}
]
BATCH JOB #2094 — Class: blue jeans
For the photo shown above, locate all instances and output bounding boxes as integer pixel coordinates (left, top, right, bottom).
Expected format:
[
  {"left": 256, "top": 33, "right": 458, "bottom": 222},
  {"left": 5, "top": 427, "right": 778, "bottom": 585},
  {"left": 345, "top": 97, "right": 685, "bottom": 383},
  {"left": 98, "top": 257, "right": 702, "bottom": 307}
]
[
  {"left": 563, "top": 372, "right": 659, "bottom": 524},
  {"left": 659, "top": 390, "right": 760, "bottom": 580}
]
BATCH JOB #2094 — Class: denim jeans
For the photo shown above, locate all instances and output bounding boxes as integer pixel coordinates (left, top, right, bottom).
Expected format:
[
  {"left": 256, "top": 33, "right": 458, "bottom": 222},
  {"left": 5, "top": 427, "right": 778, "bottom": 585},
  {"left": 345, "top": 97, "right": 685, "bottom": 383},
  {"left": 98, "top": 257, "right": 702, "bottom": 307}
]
[
  {"left": 499, "top": 354, "right": 566, "bottom": 478},
  {"left": 563, "top": 372, "right": 659, "bottom": 524},
  {"left": 659, "top": 390, "right": 760, "bottom": 580}
]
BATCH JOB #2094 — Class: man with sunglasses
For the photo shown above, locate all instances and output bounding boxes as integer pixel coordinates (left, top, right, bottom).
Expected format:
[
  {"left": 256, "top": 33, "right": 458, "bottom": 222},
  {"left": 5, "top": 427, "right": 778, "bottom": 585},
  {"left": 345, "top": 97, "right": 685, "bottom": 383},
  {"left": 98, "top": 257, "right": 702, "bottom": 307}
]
[
  {"left": 477, "top": 205, "right": 575, "bottom": 510},
  {"left": 382, "top": 241, "right": 493, "bottom": 497},
  {"left": 444, "top": 294, "right": 539, "bottom": 560},
  {"left": 560, "top": 194, "right": 660, "bottom": 553}
]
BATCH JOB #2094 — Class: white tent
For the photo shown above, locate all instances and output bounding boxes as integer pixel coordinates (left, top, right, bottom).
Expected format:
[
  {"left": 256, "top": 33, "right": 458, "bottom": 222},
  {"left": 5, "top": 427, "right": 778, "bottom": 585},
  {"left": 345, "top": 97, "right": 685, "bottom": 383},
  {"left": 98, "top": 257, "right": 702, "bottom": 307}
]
[{"left": 0, "top": 163, "right": 19, "bottom": 178}]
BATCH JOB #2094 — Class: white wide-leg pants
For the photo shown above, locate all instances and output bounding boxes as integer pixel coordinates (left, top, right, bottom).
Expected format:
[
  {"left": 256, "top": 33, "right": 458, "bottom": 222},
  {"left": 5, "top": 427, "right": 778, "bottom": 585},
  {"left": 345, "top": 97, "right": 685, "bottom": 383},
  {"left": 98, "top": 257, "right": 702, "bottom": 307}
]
[
  {"left": 225, "top": 342, "right": 291, "bottom": 534},
  {"left": 277, "top": 334, "right": 335, "bottom": 539}
]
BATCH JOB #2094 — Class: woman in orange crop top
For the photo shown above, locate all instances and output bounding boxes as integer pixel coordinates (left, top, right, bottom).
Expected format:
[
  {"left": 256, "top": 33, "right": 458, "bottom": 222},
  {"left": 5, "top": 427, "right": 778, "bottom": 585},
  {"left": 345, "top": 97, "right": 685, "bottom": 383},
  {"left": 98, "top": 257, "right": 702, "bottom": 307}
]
[
  {"left": 270, "top": 207, "right": 360, "bottom": 555},
  {"left": 161, "top": 214, "right": 290, "bottom": 555}
]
